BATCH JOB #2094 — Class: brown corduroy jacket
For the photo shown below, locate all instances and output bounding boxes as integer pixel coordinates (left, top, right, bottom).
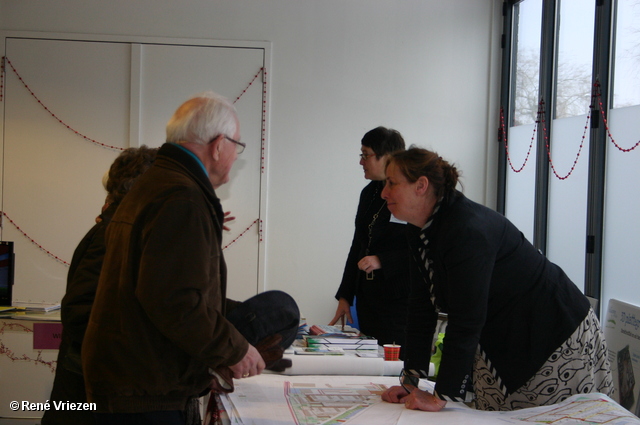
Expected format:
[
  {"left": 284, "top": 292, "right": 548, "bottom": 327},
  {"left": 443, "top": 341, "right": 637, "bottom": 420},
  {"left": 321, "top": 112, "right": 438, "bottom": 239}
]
[{"left": 82, "top": 143, "right": 246, "bottom": 413}]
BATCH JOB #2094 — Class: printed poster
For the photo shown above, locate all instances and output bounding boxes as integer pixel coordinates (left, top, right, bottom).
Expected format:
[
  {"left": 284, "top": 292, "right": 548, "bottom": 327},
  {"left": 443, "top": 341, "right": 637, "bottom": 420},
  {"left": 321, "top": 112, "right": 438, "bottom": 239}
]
[{"left": 604, "top": 298, "right": 640, "bottom": 416}]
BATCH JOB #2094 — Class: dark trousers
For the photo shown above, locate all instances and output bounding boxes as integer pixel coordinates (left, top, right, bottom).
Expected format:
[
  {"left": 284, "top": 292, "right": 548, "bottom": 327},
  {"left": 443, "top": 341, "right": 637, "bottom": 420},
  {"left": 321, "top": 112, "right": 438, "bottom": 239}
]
[{"left": 94, "top": 290, "right": 299, "bottom": 425}]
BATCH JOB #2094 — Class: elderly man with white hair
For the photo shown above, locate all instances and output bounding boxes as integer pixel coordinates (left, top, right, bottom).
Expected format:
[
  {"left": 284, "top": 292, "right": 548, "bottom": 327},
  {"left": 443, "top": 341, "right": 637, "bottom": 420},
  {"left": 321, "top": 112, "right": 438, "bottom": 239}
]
[{"left": 82, "top": 91, "right": 298, "bottom": 425}]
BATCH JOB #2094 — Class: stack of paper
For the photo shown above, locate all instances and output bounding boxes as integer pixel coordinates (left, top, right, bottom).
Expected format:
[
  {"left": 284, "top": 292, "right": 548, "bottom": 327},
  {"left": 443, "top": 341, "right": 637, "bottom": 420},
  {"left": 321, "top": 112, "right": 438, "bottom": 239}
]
[
  {"left": 300, "top": 324, "right": 378, "bottom": 355},
  {"left": 305, "top": 335, "right": 378, "bottom": 351},
  {"left": 294, "top": 346, "right": 346, "bottom": 355},
  {"left": 306, "top": 324, "right": 360, "bottom": 336},
  {"left": 12, "top": 301, "right": 61, "bottom": 312}
]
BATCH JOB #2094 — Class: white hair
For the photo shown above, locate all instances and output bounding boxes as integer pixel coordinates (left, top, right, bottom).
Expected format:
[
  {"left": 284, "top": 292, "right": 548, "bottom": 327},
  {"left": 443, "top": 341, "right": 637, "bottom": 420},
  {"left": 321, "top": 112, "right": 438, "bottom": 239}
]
[{"left": 166, "top": 91, "right": 237, "bottom": 145}]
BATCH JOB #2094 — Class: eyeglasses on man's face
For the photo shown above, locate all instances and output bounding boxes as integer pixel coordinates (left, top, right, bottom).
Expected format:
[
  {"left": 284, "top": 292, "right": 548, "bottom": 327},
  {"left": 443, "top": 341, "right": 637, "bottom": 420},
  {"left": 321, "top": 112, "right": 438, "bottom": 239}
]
[
  {"left": 207, "top": 135, "right": 246, "bottom": 154},
  {"left": 225, "top": 135, "right": 246, "bottom": 154},
  {"left": 359, "top": 152, "right": 376, "bottom": 160}
]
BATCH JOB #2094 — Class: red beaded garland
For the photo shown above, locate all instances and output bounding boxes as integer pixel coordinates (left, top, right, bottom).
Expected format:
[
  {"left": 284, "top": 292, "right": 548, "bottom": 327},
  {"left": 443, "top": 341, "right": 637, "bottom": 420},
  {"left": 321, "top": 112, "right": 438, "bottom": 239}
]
[
  {"left": 0, "top": 322, "right": 57, "bottom": 373},
  {"left": 500, "top": 106, "right": 536, "bottom": 173},
  {"left": 0, "top": 56, "right": 5, "bottom": 102},
  {"left": 223, "top": 219, "right": 260, "bottom": 250},
  {"left": 1, "top": 211, "right": 70, "bottom": 266},
  {"left": 3, "top": 57, "right": 124, "bottom": 151},
  {"left": 499, "top": 81, "right": 639, "bottom": 179},
  {"left": 233, "top": 68, "right": 264, "bottom": 104},
  {"left": 1, "top": 58, "right": 269, "bottom": 265},
  {"left": 0, "top": 61, "right": 269, "bottom": 372}
]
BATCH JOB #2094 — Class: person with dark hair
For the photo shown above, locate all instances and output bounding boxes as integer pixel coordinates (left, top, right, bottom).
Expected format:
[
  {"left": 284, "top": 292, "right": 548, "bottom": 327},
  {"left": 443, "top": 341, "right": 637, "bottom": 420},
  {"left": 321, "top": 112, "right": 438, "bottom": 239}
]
[
  {"left": 329, "top": 127, "right": 412, "bottom": 353},
  {"left": 380, "top": 147, "right": 614, "bottom": 412},
  {"left": 42, "top": 146, "right": 158, "bottom": 425},
  {"left": 82, "top": 92, "right": 299, "bottom": 425}
]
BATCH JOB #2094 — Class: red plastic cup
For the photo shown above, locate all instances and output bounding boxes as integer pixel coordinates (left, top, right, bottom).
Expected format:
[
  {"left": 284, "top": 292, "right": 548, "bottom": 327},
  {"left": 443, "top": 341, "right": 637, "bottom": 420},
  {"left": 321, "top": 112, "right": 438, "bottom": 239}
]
[{"left": 383, "top": 344, "right": 401, "bottom": 361}]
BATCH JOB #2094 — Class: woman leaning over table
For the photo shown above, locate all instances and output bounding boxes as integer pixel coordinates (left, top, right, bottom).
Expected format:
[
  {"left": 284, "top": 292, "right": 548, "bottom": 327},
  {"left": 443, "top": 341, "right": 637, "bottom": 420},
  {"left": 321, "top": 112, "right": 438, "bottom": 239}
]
[{"left": 380, "top": 147, "right": 613, "bottom": 412}]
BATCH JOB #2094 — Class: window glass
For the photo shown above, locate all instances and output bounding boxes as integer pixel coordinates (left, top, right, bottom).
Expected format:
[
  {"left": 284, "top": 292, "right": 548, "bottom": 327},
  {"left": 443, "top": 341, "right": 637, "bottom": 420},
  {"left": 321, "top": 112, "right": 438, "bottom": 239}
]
[
  {"left": 555, "top": 0, "right": 594, "bottom": 119},
  {"left": 513, "top": 0, "right": 543, "bottom": 126},
  {"left": 602, "top": 105, "right": 640, "bottom": 310},
  {"left": 613, "top": 0, "right": 640, "bottom": 108}
]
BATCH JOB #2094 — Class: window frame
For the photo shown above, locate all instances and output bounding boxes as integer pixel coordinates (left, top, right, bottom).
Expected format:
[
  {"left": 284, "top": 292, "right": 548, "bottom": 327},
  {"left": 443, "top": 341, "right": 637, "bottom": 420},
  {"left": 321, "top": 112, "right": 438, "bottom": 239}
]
[{"left": 498, "top": 0, "right": 615, "bottom": 314}]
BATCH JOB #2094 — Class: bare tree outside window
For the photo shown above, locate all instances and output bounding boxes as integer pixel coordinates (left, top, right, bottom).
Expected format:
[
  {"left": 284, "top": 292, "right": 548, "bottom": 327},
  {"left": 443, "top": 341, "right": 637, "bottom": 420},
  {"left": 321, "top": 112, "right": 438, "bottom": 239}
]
[
  {"left": 555, "top": 0, "right": 594, "bottom": 120},
  {"left": 514, "top": 48, "right": 540, "bottom": 126},
  {"left": 554, "top": 61, "right": 592, "bottom": 119},
  {"left": 613, "top": 0, "right": 640, "bottom": 108},
  {"left": 513, "top": 48, "right": 591, "bottom": 126},
  {"left": 513, "top": 0, "right": 594, "bottom": 126},
  {"left": 512, "top": 0, "right": 542, "bottom": 127}
]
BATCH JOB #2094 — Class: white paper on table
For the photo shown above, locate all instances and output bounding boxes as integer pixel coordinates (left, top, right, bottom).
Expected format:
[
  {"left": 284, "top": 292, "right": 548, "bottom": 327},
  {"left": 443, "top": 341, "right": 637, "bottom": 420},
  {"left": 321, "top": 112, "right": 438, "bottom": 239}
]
[
  {"left": 223, "top": 374, "right": 639, "bottom": 425},
  {"left": 225, "top": 375, "right": 400, "bottom": 425},
  {"left": 397, "top": 393, "right": 640, "bottom": 425},
  {"left": 342, "top": 400, "right": 404, "bottom": 425},
  {"left": 397, "top": 404, "right": 492, "bottom": 425}
]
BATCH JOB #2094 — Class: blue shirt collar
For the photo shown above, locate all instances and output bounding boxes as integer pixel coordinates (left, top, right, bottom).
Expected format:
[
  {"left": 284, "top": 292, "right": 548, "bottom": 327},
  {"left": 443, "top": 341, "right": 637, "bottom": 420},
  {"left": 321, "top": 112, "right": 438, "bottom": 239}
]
[{"left": 171, "top": 143, "right": 208, "bottom": 177}]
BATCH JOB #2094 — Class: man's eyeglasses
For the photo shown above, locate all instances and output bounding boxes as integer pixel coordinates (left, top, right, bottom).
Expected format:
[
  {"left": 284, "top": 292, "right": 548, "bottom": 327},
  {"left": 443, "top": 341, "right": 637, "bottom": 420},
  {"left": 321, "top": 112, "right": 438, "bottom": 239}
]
[
  {"left": 399, "top": 369, "right": 420, "bottom": 393},
  {"left": 207, "top": 135, "right": 246, "bottom": 154},
  {"left": 225, "top": 136, "right": 246, "bottom": 154},
  {"left": 359, "top": 152, "right": 375, "bottom": 160}
]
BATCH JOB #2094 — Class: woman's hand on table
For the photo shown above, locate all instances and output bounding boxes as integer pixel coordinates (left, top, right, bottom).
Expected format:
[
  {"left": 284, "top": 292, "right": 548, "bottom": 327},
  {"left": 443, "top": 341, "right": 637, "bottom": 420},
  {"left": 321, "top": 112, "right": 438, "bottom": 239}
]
[
  {"left": 328, "top": 298, "right": 353, "bottom": 328},
  {"left": 381, "top": 385, "right": 409, "bottom": 403},
  {"left": 382, "top": 386, "right": 447, "bottom": 412}
]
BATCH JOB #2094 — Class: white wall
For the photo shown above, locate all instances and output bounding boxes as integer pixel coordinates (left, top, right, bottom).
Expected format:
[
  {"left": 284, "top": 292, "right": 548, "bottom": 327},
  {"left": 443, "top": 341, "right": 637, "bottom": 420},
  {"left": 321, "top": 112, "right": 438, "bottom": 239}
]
[{"left": 0, "top": 0, "right": 502, "bottom": 325}]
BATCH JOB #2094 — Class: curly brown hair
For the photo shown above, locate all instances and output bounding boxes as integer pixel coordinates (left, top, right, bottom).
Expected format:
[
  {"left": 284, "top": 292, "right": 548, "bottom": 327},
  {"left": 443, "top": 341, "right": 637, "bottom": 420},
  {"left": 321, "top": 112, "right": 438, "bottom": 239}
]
[{"left": 105, "top": 146, "right": 158, "bottom": 206}]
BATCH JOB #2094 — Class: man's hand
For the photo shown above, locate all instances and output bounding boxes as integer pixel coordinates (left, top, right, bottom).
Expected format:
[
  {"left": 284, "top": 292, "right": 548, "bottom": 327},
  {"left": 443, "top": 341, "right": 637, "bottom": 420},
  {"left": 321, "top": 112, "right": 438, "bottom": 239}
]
[
  {"left": 223, "top": 211, "right": 235, "bottom": 231},
  {"left": 255, "top": 334, "right": 292, "bottom": 372},
  {"left": 229, "top": 344, "right": 265, "bottom": 379}
]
